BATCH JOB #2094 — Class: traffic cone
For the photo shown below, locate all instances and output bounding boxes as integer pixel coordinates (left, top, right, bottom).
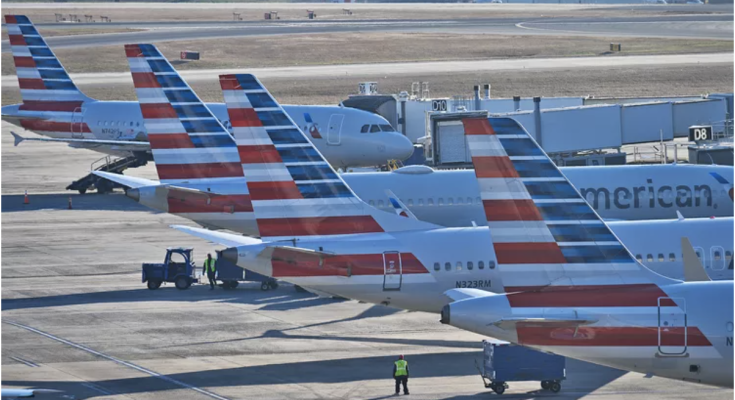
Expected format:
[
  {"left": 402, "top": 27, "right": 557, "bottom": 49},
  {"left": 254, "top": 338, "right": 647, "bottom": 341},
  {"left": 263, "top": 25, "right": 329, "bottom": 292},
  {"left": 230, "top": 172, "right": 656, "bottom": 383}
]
[
  {"left": 23, "top": 190, "right": 29, "bottom": 205},
  {"left": 68, "top": 196, "right": 73, "bottom": 210}
]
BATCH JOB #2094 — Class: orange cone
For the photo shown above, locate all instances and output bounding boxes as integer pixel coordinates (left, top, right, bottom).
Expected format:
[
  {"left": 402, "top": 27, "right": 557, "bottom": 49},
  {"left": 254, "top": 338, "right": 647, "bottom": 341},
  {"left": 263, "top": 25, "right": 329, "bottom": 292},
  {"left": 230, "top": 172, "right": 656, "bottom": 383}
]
[
  {"left": 68, "top": 196, "right": 73, "bottom": 210},
  {"left": 23, "top": 190, "right": 29, "bottom": 205}
]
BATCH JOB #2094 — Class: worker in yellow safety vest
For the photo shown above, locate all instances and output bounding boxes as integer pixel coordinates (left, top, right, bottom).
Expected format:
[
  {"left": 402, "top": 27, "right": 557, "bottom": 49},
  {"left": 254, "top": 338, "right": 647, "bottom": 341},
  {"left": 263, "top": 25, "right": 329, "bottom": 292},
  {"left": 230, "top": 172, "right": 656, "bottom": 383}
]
[
  {"left": 393, "top": 355, "right": 409, "bottom": 395},
  {"left": 204, "top": 253, "right": 217, "bottom": 290}
]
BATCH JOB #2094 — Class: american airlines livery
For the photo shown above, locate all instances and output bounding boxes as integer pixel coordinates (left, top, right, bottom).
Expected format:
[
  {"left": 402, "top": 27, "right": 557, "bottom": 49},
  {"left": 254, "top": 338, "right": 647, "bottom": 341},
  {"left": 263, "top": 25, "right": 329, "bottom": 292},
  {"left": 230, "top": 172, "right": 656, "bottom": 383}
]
[
  {"left": 1, "top": 15, "right": 413, "bottom": 169},
  {"left": 166, "top": 82, "right": 731, "bottom": 386}
]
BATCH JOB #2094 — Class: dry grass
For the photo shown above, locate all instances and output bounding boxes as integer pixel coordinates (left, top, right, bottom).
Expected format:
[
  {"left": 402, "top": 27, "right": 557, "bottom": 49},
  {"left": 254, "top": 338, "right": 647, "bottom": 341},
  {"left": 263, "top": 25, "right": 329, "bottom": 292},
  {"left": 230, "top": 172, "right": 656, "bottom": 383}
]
[
  {"left": 2, "top": 64, "right": 731, "bottom": 106},
  {"left": 1, "top": 3, "right": 696, "bottom": 24},
  {"left": 2, "top": 32, "right": 731, "bottom": 76},
  {"left": 0, "top": 27, "right": 146, "bottom": 40}
]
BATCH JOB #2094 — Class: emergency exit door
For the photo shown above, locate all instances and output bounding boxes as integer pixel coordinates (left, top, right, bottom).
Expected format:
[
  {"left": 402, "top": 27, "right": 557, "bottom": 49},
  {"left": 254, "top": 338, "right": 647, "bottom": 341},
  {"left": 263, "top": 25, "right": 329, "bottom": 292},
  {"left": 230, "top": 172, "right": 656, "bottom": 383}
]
[
  {"left": 658, "top": 297, "right": 687, "bottom": 356},
  {"left": 383, "top": 251, "right": 402, "bottom": 291},
  {"left": 327, "top": 114, "right": 344, "bottom": 145}
]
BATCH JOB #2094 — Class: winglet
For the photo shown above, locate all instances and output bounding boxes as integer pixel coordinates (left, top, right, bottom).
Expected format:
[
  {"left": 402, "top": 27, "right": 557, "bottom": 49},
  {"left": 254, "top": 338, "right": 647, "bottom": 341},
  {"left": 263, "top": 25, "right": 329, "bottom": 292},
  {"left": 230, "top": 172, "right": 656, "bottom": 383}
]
[
  {"left": 681, "top": 237, "right": 711, "bottom": 282},
  {"left": 676, "top": 210, "right": 685, "bottom": 221},
  {"left": 11, "top": 131, "right": 24, "bottom": 147},
  {"left": 386, "top": 189, "right": 417, "bottom": 220}
]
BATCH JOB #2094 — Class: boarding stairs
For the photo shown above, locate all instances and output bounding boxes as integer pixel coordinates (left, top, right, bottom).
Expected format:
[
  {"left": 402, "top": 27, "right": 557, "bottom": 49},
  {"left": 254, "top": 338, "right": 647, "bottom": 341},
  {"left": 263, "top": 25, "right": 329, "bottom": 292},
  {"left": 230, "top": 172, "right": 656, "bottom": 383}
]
[{"left": 67, "top": 154, "right": 148, "bottom": 194}]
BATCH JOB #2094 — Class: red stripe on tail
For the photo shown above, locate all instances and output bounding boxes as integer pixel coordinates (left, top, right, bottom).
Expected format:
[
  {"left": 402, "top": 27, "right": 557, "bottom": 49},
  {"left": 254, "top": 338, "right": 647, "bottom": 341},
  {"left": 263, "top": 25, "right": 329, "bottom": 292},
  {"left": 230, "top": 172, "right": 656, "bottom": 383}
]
[
  {"left": 473, "top": 156, "right": 518, "bottom": 178},
  {"left": 148, "top": 133, "right": 195, "bottom": 149},
  {"left": 124, "top": 45, "right": 143, "bottom": 58},
  {"left": 483, "top": 199, "right": 542, "bottom": 221},
  {"left": 131, "top": 72, "right": 160, "bottom": 89},
  {"left": 238, "top": 145, "right": 282, "bottom": 164},
  {"left": 156, "top": 163, "right": 243, "bottom": 180},
  {"left": 13, "top": 56, "right": 36, "bottom": 68},
  {"left": 5, "top": 15, "right": 18, "bottom": 24},
  {"left": 494, "top": 242, "right": 565, "bottom": 264},
  {"left": 462, "top": 118, "right": 495, "bottom": 135},
  {"left": 228, "top": 108, "right": 262, "bottom": 128},
  {"left": 140, "top": 103, "right": 178, "bottom": 119},
  {"left": 18, "top": 78, "right": 46, "bottom": 90},
  {"left": 258, "top": 216, "right": 383, "bottom": 237},
  {"left": 247, "top": 181, "right": 302, "bottom": 200},
  {"left": 8, "top": 35, "right": 26, "bottom": 46},
  {"left": 168, "top": 194, "right": 253, "bottom": 213},
  {"left": 505, "top": 284, "right": 677, "bottom": 307}
]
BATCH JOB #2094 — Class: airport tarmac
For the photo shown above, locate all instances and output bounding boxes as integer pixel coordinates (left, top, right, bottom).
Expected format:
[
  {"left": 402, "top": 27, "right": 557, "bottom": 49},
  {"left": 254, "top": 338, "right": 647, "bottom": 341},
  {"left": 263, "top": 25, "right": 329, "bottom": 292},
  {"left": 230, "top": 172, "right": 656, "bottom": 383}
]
[{"left": 2, "top": 123, "right": 735, "bottom": 399}]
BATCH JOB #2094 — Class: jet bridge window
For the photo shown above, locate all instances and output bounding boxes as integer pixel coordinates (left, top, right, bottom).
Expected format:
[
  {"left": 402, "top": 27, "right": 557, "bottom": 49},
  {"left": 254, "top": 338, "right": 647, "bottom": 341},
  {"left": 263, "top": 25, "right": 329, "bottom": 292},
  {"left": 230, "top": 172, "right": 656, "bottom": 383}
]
[
  {"left": 478, "top": 261, "right": 485, "bottom": 270},
  {"left": 370, "top": 125, "right": 381, "bottom": 133},
  {"left": 434, "top": 262, "right": 440, "bottom": 271},
  {"left": 444, "top": 262, "right": 451, "bottom": 271},
  {"left": 360, "top": 124, "right": 369, "bottom": 133},
  {"left": 669, "top": 253, "right": 676, "bottom": 262}
]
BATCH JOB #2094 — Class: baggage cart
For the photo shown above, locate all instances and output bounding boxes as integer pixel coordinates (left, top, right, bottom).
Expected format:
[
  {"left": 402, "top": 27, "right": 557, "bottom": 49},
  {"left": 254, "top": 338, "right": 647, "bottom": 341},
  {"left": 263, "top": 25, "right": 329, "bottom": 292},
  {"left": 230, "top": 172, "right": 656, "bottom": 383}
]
[
  {"left": 476, "top": 340, "right": 565, "bottom": 394},
  {"left": 214, "top": 250, "right": 279, "bottom": 290}
]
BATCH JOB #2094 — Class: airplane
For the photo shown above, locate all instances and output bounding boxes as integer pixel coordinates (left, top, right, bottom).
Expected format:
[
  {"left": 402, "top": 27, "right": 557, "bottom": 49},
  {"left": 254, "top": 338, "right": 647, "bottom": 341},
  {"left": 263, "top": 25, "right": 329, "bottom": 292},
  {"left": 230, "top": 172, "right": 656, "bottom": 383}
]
[
  {"left": 440, "top": 239, "right": 733, "bottom": 387},
  {"left": 166, "top": 83, "right": 732, "bottom": 387},
  {"left": 1, "top": 15, "right": 414, "bottom": 176}
]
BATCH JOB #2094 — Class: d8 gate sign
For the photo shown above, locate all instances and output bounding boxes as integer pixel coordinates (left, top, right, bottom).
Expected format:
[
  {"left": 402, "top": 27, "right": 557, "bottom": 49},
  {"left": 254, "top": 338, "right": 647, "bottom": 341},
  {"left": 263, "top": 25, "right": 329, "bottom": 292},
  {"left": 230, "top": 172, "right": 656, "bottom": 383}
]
[{"left": 689, "top": 125, "right": 713, "bottom": 141}]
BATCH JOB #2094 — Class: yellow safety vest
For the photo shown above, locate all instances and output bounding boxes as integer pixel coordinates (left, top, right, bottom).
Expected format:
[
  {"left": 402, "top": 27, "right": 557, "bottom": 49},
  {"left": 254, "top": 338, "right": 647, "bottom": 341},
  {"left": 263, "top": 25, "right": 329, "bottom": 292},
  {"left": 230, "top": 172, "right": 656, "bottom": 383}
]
[
  {"left": 394, "top": 360, "right": 408, "bottom": 377},
  {"left": 204, "top": 258, "right": 216, "bottom": 273}
]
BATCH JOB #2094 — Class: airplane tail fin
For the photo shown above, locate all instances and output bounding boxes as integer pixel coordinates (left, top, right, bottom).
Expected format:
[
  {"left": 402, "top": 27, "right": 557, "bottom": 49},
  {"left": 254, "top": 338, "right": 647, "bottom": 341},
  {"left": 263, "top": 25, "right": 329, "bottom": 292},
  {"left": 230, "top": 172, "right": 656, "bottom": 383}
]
[
  {"left": 218, "top": 73, "right": 437, "bottom": 241},
  {"left": 5, "top": 15, "right": 92, "bottom": 108},
  {"left": 463, "top": 117, "right": 677, "bottom": 291},
  {"left": 125, "top": 44, "right": 246, "bottom": 186}
]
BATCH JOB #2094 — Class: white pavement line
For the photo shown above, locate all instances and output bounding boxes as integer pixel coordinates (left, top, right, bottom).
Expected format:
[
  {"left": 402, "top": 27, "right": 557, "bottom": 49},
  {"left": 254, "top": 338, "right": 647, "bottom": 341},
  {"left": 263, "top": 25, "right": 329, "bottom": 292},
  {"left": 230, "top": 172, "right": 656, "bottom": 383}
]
[
  {"left": 10, "top": 356, "right": 40, "bottom": 367},
  {"left": 80, "top": 382, "right": 114, "bottom": 396},
  {"left": 3, "top": 320, "right": 231, "bottom": 400}
]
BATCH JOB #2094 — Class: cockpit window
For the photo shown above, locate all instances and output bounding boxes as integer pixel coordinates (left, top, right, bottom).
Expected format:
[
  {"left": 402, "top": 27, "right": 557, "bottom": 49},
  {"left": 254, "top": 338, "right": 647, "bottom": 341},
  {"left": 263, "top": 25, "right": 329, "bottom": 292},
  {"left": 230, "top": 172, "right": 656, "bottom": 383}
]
[
  {"left": 370, "top": 125, "right": 381, "bottom": 133},
  {"left": 360, "top": 124, "right": 369, "bottom": 133},
  {"left": 379, "top": 124, "right": 394, "bottom": 132}
]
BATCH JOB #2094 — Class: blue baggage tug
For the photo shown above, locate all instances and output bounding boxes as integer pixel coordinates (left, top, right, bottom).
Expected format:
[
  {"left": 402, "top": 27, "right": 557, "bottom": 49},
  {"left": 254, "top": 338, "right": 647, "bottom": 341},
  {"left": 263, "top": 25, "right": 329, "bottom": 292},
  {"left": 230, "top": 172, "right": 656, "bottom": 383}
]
[
  {"left": 142, "top": 247, "right": 198, "bottom": 290},
  {"left": 477, "top": 340, "right": 566, "bottom": 394}
]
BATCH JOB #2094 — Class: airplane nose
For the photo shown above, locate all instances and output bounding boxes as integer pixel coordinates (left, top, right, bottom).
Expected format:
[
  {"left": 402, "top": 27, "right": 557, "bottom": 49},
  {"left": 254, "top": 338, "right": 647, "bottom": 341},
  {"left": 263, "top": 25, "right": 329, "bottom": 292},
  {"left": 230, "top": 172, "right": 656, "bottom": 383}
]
[{"left": 387, "top": 133, "right": 414, "bottom": 161}]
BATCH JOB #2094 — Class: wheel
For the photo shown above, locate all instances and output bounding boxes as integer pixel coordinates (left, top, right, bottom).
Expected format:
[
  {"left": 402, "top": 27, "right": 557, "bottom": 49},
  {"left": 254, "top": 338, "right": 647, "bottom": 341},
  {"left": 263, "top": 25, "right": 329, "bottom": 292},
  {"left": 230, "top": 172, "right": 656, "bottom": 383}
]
[
  {"left": 549, "top": 382, "right": 561, "bottom": 393},
  {"left": 147, "top": 280, "right": 161, "bottom": 290},
  {"left": 175, "top": 276, "right": 191, "bottom": 290},
  {"left": 261, "top": 282, "right": 270, "bottom": 291},
  {"left": 229, "top": 281, "right": 239, "bottom": 289},
  {"left": 492, "top": 383, "right": 505, "bottom": 395},
  {"left": 78, "top": 188, "right": 87, "bottom": 195},
  {"left": 541, "top": 380, "right": 550, "bottom": 390},
  {"left": 268, "top": 280, "right": 278, "bottom": 289}
]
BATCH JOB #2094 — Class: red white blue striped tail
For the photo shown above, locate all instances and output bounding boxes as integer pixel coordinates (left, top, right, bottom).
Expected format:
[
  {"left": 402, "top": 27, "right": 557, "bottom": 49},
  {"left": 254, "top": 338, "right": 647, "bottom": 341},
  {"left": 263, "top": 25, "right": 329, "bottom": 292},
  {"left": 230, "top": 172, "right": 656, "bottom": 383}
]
[
  {"left": 219, "top": 74, "right": 436, "bottom": 241},
  {"left": 126, "top": 44, "right": 244, "bottom": 185},
  {"left": 463, "top": 117, "right": 674, "bottom": 290},
  {"left": 6, "top": 15, "right": 89, "bottom": 104}
]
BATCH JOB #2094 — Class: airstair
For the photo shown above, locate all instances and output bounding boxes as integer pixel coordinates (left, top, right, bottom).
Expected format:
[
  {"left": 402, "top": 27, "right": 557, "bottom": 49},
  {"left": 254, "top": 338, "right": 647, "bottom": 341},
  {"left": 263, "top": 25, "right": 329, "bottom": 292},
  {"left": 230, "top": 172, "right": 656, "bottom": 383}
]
[{"left": 67, "top": 154, "right": 148, "bottom": 194}]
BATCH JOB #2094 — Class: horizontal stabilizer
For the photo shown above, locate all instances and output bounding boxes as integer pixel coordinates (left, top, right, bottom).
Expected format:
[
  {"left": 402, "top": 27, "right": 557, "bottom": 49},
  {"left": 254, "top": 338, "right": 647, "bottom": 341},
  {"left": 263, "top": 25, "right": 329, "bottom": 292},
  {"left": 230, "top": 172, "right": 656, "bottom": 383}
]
[
  {"left": 93, "top": 171, "right": 158, "bottom": 189},
  {"left": 171, "top": 225, "right": 262, "bottom": 248},
  {"left": 681, "top": 237, "right": 711, "bottom": 282},
  {"left": 492, "top": 316, "right": 598, "bottom": 330},
  {"left": 444, "top": 288, "right": 495, "bottom": 301},
  {"left": 11, "top": 131, "right": 150, "bottom": 150}
]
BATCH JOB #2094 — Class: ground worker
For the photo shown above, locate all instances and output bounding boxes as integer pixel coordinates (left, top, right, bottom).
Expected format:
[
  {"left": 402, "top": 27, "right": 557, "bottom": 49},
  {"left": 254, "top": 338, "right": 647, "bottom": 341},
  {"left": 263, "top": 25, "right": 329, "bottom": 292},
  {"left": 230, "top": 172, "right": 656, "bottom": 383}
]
[
  {"left": 204, "top": 253, "right": 217, "bottom": 290},
  {"left": 393, "top": 354, "right": 409, "bottom": 395}
]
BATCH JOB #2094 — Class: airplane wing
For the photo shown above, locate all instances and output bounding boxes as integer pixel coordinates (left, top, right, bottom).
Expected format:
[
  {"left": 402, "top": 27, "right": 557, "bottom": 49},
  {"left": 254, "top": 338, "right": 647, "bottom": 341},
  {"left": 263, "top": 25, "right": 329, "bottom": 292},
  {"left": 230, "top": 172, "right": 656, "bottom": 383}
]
[
  {"left": 93, "top": 171, "right": 158, "bottom": 189},
  {"left": 171, "top": 225, "right": 262, "bottom": 248},
  {"left": 681, "top": 237, "right": 711, "bottom": 282},
  {"left": 11, "top": 131, "right": 150, "bottom": 151}
]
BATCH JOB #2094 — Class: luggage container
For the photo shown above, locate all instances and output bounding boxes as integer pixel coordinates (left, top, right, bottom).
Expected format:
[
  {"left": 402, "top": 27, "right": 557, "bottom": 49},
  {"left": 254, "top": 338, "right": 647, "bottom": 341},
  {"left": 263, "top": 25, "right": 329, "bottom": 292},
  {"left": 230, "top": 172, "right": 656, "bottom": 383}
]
[
  {"left": 476, "top": 340, "right": 565, "bottom": 394},
  {"left": 215, "top": 250, "right": 279, "bottom": 290}
]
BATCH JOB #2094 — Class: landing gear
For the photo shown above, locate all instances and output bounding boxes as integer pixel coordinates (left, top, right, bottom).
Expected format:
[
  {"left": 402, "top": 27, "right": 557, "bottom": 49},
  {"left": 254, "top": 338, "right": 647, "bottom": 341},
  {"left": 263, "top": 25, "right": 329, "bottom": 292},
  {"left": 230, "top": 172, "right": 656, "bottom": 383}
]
[{"left": 491, "top": 382, "right": 506, "bottom": 395}]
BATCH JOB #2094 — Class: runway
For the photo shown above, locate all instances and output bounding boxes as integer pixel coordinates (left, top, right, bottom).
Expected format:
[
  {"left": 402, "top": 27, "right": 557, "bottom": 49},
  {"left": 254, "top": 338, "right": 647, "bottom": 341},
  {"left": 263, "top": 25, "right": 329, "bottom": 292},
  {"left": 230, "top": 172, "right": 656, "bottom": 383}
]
[
  {"left": 1, "top": 13, "right": 732, "bottom": 53},
  {"left": 2, "top": 52, "right": 730, "bottom": 89}
]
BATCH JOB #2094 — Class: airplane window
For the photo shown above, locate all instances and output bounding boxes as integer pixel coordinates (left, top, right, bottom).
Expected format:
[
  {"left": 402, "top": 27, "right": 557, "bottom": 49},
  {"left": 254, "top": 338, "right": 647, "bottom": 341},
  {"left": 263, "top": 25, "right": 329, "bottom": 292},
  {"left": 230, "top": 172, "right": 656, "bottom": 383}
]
[
  {"left": 136, "top": 122, "right": 140, "bottom": 127},
  {"left": 418, "top": 199, "right": 424, "bottom": 207},
  {"left": 715, "top": 251, "right": 722, "bottom": 261},
  {"left": 438, "top": 198, "right": 444, "bottom": 206},
  {"left": 447, "top": 198, "right": 453, "bottom": 206},
  {"left": 444, "top": 262, "right": 451, "bottom": 271},
  {"left": 428, "top": 199, "right": 434, "bottom": 206},
  {"left": 669, "top": 253, "right": 676, "bottom": 262},
  {"left": 467, "top": 197, "right": 473, "bottom": 204},
  {"left": 368, "top": 200, "right": 375, "bottom": 206},
  {"left": 636, "top": 254, "right": 643, "bottom": 263},
  {"left": 658, "top": 254, "right": 664, "bottom": 262},
  {"left": 434, "top": 262, "right": 440, "bottom": 271},
  {"left": 408, "top": 199, "right": 414, "bottom": 206},
  {"left": 488, "top": 261, "right": 496, "bottom": 269},
  {"left": 467, "top": 261, "right": 473, "bottom": 270},
  {"left": 695, "top": 250, "right": 702, "bottom": 259},
  {"left": 97, "top": 121, "right": 102, "bottom": 126},
  {"left": 360, "top": 124, "right": 369, "bottom": 133},
  {"left": 104, "top": 121, "right": 109, "bottom": 126},
  {"left": 130, "top": 121, "right": 134, "bottom": 127},
  {"left": 379, "top": 124, "right": 394, "bottom": 132},
  {"left": 456, "top": 262, "right": 462, "bottom": 271},
  {"left": 647, "top": 254, "right": 654, "bottom": 262},
  {"left": 370, "top": 125, "right": 381, "bottom": 133},
  {"left": 378, "top": 200, "right": 384, "bottom": 208},
  {"left": 457, "top": 198, "right": 463, "bottom": 205},
  {"left": 478, "top": 261, "right": 485, "bottom": 270},
  {"left": 726, "top": 251, "right": 732, "bottom": 261},
  {"left": 476, "top": 197, "right": 482, "bottom": 205}
]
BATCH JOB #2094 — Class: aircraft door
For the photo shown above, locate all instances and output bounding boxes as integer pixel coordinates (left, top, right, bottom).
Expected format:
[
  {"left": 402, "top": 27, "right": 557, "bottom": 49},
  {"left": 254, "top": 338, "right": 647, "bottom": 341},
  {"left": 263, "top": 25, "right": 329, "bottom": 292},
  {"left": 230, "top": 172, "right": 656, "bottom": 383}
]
[
  {"left": 711, "top": 246, "right": 725, "bottom": 270},
  {"left": 327, "top": 114, "right": 344, "bottom": 145},
  {"left": 71, "top": 107, "right": 85, "bottom": 139},
  {"left": 657, "top": 297, "right": 687, "bottom": 356},
  {"left": 382, "top": 251, "right": 402, "bottom": 291}
]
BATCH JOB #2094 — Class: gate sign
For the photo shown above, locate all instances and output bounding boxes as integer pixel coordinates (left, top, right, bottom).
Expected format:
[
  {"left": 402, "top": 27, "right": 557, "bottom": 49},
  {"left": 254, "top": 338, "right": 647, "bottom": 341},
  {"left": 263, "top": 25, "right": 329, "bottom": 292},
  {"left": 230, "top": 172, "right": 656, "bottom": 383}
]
[
  {"left": 432, "top": 99, "right": 447, "bottom": 112},
  {"left": 689, "top": 125, "right": 713, "bottom": 142}
]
